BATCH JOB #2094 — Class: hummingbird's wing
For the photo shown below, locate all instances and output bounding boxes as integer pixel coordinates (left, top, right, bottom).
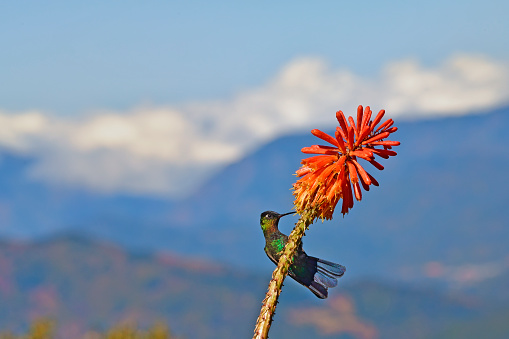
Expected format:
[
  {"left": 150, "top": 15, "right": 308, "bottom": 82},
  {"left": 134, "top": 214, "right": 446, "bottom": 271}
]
[
  {"left": 317, "top": 259, "right": 346, "bottom": 281},
  {"left": 289, "top": 255, "right": 346, "bottom": 299}
]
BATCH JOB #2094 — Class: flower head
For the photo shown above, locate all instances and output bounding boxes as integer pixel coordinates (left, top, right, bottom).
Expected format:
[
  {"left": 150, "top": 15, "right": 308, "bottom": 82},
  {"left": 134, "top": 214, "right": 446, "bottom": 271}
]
[{"left": 293, "top": 105, "right": 400, "bottom": 220}]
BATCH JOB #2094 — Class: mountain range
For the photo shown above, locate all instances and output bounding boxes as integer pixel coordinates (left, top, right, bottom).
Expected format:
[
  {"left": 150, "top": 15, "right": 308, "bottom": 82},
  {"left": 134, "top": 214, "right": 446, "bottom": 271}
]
[
  {"left": 1, "top": 235, "right": 509, "bottom": 339},
  {"left": 1, "top": 106, "right": 509, "bottom": 337},
  {"left": 0, "top": 106, "right": 508, "bottom": 285}
]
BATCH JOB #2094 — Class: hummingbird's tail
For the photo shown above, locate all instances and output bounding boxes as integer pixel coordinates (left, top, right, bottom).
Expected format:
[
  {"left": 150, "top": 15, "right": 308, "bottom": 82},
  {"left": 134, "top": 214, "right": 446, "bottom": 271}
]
[{"left": 307, "top": 258, "right": 346, "bottom": 299}]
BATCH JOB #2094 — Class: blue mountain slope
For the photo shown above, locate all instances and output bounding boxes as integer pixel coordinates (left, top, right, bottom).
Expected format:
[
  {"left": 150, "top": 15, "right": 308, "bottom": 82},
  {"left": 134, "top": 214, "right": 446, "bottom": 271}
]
[
  {"left": 0, "top": 107, "right": 508, "bottom": 285},
  {"left": 1, "top": 235, "right": 497, "bottom": 339},
  {"left": 0, "top": 153, "right": 174, "bottom": 238}
]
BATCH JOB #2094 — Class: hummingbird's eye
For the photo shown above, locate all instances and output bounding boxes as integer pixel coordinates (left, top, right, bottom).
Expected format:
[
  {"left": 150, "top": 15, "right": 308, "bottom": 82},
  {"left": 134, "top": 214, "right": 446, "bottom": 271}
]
[{"left": 261, "top": 212, "right": 272, "bottom": 220}]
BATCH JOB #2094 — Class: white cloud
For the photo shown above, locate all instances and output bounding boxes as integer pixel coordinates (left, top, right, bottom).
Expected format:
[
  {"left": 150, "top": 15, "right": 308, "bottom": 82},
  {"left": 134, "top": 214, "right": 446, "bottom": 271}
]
[
  {"left": 0, "top": 54, "right": 508, "bottom": 197},
  {"left": 380, "top": 55, "right": 509, "bottom": 115},
  {"left": 0, "top": 112, "right": 49, "bottom": 153}
]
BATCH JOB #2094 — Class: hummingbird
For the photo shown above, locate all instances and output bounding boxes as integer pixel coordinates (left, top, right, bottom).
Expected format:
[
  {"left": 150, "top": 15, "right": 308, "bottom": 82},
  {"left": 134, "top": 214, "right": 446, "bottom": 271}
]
[{"left": 260, "top": 211, "right": 346, "bottom": 299}]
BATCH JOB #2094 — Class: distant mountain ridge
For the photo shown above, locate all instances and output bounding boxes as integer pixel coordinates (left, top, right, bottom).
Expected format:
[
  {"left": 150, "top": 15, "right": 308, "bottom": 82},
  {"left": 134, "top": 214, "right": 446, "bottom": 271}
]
[
  {"left": 0, "top": 106, "right": 508, "bottom": 285},
  {"left": 1, "top": 235, "right": 507, "bottom": 339}
]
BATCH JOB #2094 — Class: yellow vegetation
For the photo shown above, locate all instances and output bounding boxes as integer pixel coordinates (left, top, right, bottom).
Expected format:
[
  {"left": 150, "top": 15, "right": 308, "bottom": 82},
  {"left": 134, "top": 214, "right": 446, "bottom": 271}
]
[{"left": 0, "top": 320, "right": 174, "bottom": 339}]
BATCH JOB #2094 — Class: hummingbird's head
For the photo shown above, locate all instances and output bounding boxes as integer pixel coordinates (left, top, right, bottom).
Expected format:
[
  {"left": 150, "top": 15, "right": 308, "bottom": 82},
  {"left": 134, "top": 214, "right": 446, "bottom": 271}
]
[{"left": 260, "top": 211, "right": 294, "bottom": 234}]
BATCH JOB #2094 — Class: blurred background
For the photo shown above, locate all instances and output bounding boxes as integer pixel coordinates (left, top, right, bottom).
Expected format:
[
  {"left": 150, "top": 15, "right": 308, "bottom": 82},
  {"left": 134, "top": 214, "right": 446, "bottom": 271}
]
[{"left": 1, "top": 1, "right": 509, "bottom": 338}]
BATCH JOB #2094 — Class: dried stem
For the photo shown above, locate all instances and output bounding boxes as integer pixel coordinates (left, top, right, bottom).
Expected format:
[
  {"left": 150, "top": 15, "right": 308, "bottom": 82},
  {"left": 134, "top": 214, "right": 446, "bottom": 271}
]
[{"left": 253, "top": 210, "right": 314, "bottom": 339}]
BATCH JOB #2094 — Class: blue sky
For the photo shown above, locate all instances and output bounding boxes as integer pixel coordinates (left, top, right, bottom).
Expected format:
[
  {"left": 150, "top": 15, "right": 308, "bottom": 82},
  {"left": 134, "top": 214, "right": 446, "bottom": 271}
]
[
  {"left": 2, "top": 1, "right": 508, "bottom": 114},
  {"left": 0, "top": 1, "right": 508, "bottom": 197}
]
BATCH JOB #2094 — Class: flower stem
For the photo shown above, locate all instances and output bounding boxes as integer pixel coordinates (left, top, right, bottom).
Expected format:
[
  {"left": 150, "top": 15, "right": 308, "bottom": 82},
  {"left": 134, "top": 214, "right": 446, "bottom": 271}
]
[{"left": 253, "top": 210, "right": 314, "bottom": 339}]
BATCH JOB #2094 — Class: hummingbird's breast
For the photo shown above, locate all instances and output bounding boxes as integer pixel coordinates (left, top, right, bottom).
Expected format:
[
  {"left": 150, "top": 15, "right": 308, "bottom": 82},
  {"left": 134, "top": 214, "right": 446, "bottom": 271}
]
[{"left": 264, "top": 233, "right": 288, "bottom": 263}]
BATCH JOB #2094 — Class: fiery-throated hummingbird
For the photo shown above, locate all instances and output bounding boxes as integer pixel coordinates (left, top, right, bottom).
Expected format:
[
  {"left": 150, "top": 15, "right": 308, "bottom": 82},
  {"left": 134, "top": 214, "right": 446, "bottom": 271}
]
[{"left": 260, "top": 211, "right": 346, "bottom": 299}]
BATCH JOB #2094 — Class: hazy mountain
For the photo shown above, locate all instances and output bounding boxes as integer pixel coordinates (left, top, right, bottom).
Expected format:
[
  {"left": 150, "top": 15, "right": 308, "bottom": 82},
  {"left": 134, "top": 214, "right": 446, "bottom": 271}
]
[
  {"left": 1, "top": 236, "right": 507, "bottom": 339},
  {"left": 0, "top": 106, "right": 508, "bottom": 288}
]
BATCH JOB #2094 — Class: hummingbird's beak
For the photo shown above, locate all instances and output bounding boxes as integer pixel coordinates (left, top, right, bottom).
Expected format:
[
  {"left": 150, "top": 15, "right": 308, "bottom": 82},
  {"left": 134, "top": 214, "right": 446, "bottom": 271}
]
[{"left": 278, "top": 211, "right": 295, "bottom": 218}]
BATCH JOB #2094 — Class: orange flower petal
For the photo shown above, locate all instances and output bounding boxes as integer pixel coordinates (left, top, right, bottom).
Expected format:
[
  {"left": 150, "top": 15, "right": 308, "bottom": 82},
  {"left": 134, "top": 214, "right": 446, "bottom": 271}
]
[
  {"left": 347, "top": 161, "right": 359, "bottom": 183},
  {"left": 301, "top": 155, "right": 335, "bottom": 170},
  {"left": 370, "top": 148, "right": 398, "bottom": 159},
  {"left": 341, "top": 179, "right": 351, "bottom": 214},
  {"left": 360, "top": 106, "right": 372, "bottom": 133},
  {"left": 375, "top": 148, "right": 397, "bottom": 156},
  {"left": 359, "top": 176, "right": 371, "bottom": 191},
  {"left": 371, "top": 109, "right": 385, "bottom": 130},
  {"left": 336, "top": 111, "right": 349, "bottom": 138},
  {"left": 334, "top": 155, "right": 347, "bottom": 172},
  {"left": 368, "top": 159, "right": 384, "bottom": 170},
  {"left": 354, "top": 126, "right": 372, "bottom": 148},
  {"left": 350, "top": 150, "right": 374, "bottom": 161},
  {"left": 362, "top": 131, "right": 390, "bottom": 145},
  {"left": 351, "top": 159, "right": 372, "bottom": 185},
  {"left": 323, "top": 180, "right": 339, "bottom": 206},
  {"left": 311, "top": 129, "right": 339, "bottom": 147},
  {"left": 367, "top": 171, "right": 379, "bottom": 186},
  {"left": 369, "top": 140, "right": 401, "bottom": 146},
  {"left": 376, "top": 118, "right": 394, "bottom": 132},
  {"left": 301, "top": 145, "right": 340, "bottom": 155},
  {"left": 316, "top": 162, "right": 336, "bottom": 184},
  {"left": 296, "top": 167, "right": 312, "bottom": 177},
  {"left": 336, "top": 126, "right": 347, "bottom": 141},
  {"left": 347, "top": 126, "right": 355, "bottom": 150},
  {"left": 356, "top": 105, "right": 364, "bottom": 134},
  {"left": 348, "top": 116, "right": 358, "bottom": 139},
  {"left": 345, "top": 179, "right": 354, "bottom": 209},
  {"left": 335, "top": 128, "right": 347, "bottom": 153},
  {"left": 353, "top": 181, "right": 362, "bottom": 201}
]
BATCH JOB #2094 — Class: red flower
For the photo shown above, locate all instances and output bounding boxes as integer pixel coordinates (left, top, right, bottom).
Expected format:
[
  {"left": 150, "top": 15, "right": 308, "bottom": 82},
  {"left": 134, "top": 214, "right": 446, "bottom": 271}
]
[{"left": 293, "top": 105, "right": 400, "bottom": 220}]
